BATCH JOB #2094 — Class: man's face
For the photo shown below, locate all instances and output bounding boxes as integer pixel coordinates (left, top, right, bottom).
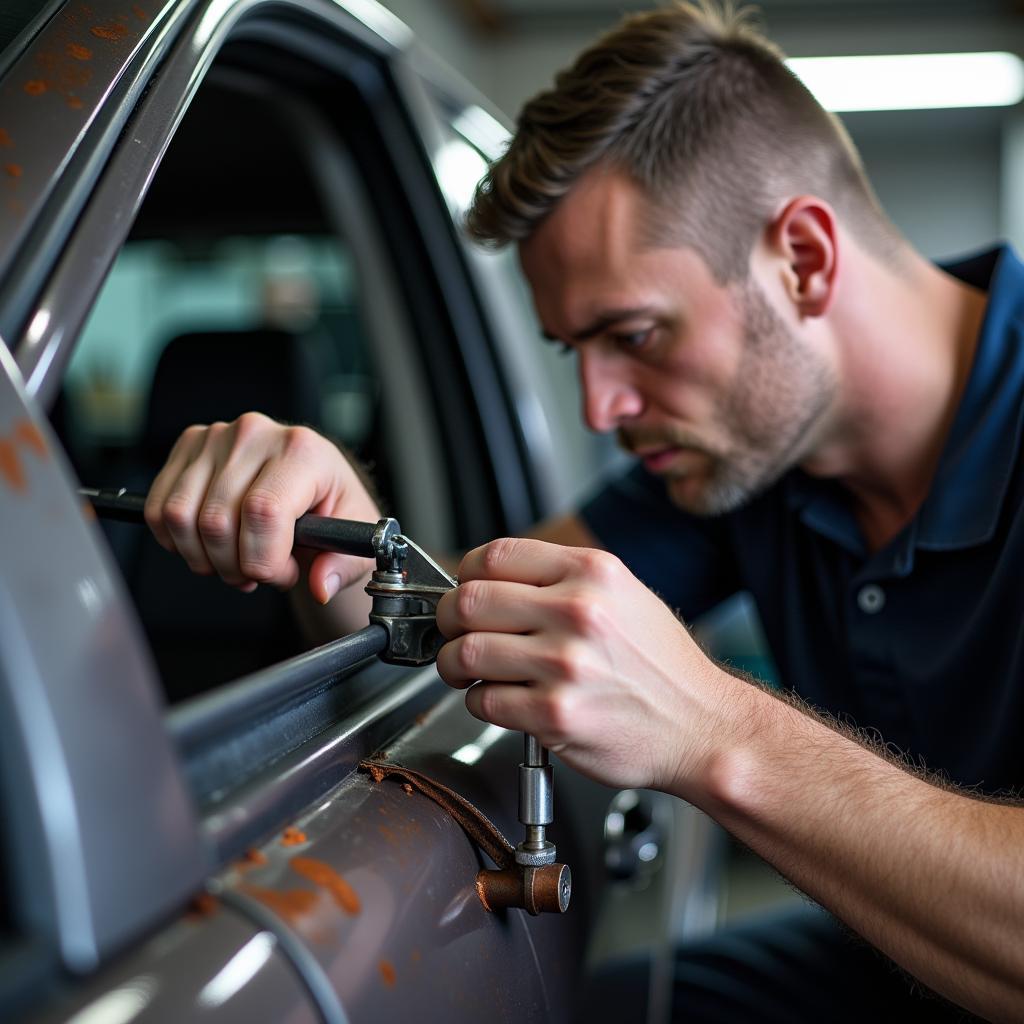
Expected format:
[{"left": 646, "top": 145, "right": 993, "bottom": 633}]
[{"left": 519, "top": 166, "right": 837, "bottom": 516}]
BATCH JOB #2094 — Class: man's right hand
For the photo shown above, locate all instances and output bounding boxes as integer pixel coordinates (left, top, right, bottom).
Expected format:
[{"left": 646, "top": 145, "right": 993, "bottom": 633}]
[{"left": 144, "top": 413, "right": 380, "bottom": 629}]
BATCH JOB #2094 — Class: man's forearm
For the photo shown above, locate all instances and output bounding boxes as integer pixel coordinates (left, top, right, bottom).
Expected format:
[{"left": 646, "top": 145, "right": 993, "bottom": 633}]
[{"left": 689, "top": 671, "right": 1024, "bottom": 1022}]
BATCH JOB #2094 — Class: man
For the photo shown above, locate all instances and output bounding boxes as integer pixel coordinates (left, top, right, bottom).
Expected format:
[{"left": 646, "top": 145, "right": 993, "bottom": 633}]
[{"left": 146, "top": 3, "right": 1024, "bottom": 1020}]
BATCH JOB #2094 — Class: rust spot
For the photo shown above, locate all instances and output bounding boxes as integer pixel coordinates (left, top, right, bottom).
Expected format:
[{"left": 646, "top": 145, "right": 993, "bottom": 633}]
[
  {"left": 186, "top": 892, "right": 219, "bottom": 919},
  {"left": 280, "top": 827, "right": 307, "bottom": 847},
  {"left": 474, "top": 872, "right": 493, "bottom": 912},
  {"left": 236, "top": 848, "right": 268, "bottom": 871},
  {"left": 67, "top": 96, "right": 84, "bottom": 110},
  {"left": 131, "top": 4, "right": 148, "bottom": 19},
  {"left": 379, "top": 960, "right": 396, "bottom": 988},
  {"left": 378, "top": 824, "right": 398, "bottom": 845},
  {"left": 24, "top": 80, "right": 47, "bottom": 96},
  {"left": 402, "top": 783, "right": 414, "bottom": 797},
  {"left": 415, "top": 711, "right": 429, "bottom": 726},
  {"left": 366, "top": 763, "right": 386, "bottom": 784},
  {"left": 0, "top": 441, "right": 26, "bottom": 491},
  {"left": 242, "top": 884, "right": 318, "bottom": 925},
  {"left": 90, "top": 22, "right": 128, "bottom": 40},
  {"left": 5, "top": 164, "right": 22, "bottom": 179},
  {"left": 67, "top": 43, "right": 93, "bottom": 60},
  {"left": 14, "top": 421, "right": 47, "bottom": 458},
  {"left": 0, "top": 129, "right": 11, "bottom": 147},
  {"left": 290, "top": 857, "right": 361, "bottom": 914}
]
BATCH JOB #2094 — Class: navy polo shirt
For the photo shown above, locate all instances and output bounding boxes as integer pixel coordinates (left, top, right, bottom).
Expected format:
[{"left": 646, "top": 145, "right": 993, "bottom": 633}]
[{"left": 581, "top": 245, "right": 1024, "bottom": 794}]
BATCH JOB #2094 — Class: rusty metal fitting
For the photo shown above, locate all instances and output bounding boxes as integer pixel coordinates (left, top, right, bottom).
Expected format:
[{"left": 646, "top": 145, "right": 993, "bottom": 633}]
[{"left": 475, "top": 863, "right": 571, "bottom": 916}]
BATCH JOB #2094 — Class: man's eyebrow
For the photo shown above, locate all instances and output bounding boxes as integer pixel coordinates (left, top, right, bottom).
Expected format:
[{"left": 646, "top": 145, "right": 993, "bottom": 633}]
[{"left": 540, "top": 306, "right": 658, "bottom": 344}]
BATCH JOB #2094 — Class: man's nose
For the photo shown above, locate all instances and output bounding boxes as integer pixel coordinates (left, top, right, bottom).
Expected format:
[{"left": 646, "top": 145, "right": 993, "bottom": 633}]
[{"left": 579, "top": 350, "right": 644, "bottom": 432}]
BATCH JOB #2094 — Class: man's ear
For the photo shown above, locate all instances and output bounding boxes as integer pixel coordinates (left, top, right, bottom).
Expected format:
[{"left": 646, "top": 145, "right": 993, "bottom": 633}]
[{"left": 766, "top": 197, "right": 838, "bottom": 318}]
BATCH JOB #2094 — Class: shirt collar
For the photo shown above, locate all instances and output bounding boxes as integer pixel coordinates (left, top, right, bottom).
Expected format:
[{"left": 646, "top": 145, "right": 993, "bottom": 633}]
[
  {"left": 786, "top": 244, "right": 1024, "bottom": 555},
  {"left": 916, "top": 244, "right": 1024, "bottom": 549}
]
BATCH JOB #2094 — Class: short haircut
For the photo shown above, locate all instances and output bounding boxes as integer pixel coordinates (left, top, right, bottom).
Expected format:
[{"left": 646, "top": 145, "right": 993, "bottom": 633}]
[{"left": 466, "top": 1, "right": 901, "bottom": 282}]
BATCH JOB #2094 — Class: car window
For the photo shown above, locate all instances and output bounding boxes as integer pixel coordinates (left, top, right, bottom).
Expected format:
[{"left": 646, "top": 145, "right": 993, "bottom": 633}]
[
  {"left": 64, "top": 235, "right": 374, "bottom": 478},
  {"left": 53, "top": 68, "right": 435, "bottom": 703}
]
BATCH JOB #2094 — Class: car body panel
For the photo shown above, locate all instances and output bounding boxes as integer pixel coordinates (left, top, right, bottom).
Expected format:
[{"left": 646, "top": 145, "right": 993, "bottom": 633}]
[
  {"left": 0, "top": 342, "right": 205, "bottom": 975},
  {"left": 0, "top": 1, "right": 722, "bottom": 1020},
  {"left": 28, "top": 898, "right": 319, "bottom": 1023}
]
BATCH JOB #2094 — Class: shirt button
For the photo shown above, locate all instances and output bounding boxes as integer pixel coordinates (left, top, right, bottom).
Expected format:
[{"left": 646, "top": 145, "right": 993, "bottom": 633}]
[{"left": 857, "top": 583, "right": 886, "bottom": 614}]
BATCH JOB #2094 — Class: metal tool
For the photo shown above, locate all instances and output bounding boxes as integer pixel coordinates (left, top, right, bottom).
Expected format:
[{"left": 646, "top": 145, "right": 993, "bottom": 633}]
[{"left": 83, "top": 486, "right": 571, "bottom": 913}]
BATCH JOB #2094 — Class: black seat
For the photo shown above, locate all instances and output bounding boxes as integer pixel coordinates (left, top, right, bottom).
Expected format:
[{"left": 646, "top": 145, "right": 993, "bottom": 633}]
[{"left": 126, "top": 328, "right": 322, "bottom": 702}]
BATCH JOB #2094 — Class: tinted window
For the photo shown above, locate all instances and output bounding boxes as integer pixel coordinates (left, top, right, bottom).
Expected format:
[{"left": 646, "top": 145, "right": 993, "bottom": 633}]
[{"left": 60, "top": 76, "right": 389, "bottom": 701}]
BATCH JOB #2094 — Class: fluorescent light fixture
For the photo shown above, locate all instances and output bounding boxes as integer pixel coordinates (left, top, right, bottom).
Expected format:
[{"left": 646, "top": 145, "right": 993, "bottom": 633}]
[{"left": 787, "top": 52, "right": 1024, "bottom": 112}]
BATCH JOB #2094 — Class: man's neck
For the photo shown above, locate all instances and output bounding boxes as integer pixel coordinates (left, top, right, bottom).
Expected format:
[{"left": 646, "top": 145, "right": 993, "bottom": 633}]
[{"left": 802, "top": 243, "right": 988, "bottom": 553}]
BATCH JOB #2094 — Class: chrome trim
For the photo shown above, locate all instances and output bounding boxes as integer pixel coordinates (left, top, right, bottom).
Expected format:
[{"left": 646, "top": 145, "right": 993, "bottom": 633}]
[
  {"left": 199, "top": 667, "right": 444, "bottom": 861},
  {"left": 167, "top": 625, "right": 389, "bottom": 751}
]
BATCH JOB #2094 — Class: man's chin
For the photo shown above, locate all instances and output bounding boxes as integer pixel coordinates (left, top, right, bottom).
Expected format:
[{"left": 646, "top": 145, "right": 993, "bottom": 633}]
[{"left": 664, "top": 471, "right": 753, "bottom": 517}]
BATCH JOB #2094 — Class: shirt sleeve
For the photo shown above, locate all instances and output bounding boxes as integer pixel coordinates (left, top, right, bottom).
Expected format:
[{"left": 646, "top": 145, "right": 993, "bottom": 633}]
[{"left": 579, "top": 463, "right": 741, "bottom": 620}]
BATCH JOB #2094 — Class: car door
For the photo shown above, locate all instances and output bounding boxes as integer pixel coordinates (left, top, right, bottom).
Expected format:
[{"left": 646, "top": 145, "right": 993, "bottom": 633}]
[{"left": 0, "top": 2, "right": 721, "bottom": 1021}]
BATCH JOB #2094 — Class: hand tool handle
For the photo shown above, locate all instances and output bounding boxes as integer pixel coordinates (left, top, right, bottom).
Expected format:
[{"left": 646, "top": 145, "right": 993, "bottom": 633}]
[{"left": 82, "top": 487, "right": 383, "bottom": 558}]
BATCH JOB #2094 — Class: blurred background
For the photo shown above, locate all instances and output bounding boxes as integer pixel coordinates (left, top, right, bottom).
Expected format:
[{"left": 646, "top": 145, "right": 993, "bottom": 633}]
[{"left": 379, "top": 0, "right": 1024, "bottom": 262}]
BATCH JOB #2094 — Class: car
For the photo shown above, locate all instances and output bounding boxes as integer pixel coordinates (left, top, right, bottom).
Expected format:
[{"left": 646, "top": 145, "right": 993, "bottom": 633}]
[{"left": 0, "top": 1, "right": 722, "bottom": 1020}]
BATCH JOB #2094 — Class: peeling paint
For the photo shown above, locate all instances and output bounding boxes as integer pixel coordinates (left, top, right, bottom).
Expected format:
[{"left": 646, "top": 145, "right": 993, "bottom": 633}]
[
  {"left": 0, "top": 421, "right": 47, "bottom": 493},
  {"left": 379, "top": 960, "right": 396, "bottom": 988},
  {"left": 280, "top": 826, "right": 307, "bottom": 846},
  {"left": 67, "top": 43, "right": 93, "bottom": 60},
  {"left": 235, "top": 848, "right": 268, "bottom": 871},
  {"left": 15, "top": 421, "right": 46, "bottom": 457},
  {"left": 90, "top": 22, "right": 129, "bottom": 40},
  {"left": 402, "top": 783, "right": 414, "bottom": 796},
  {"left": 0, "top": 440, "right": 25, "bottom": 492},
  {"left": 186, "top": 892, "right": 219, "bottom": 919},
  {"left": 24, "top": 80, "right": 47, "bottom": 96},
  {"left": 290, "top": 857, "right": 361, "bottom": 915},
  {"left": 242, "top": 885, "right": 318, "bottom": 925}
]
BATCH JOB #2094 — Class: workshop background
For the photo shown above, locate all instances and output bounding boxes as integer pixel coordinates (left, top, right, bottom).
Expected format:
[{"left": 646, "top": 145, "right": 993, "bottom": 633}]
[
  {"left": 375, "top": 0, "right": 1024, "bottom": 920},
  {"left": 378, "top": 0, "right": 1024, "bottom": 260}
]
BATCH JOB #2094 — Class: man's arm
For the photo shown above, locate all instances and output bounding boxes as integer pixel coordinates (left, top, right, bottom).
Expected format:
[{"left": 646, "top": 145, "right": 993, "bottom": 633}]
[
  {"left": 700, "top": 680, "right": 1024, "bottom": 1023},
  {"left": 434, "top": 537, "right": 1024, "bottom": 1023}
]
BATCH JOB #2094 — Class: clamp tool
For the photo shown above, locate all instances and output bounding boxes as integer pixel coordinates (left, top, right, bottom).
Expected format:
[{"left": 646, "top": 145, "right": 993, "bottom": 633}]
[{"left": 83, "top": 487, "right": 571, "bottom": 914}]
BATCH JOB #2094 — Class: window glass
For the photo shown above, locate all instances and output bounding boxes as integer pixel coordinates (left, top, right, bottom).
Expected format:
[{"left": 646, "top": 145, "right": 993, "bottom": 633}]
[
  {"left": 65, "top": 234, "right": 376, "bottom": 464},
  {"left": 56, "top": 77, "right": 390, "bottom": 701}
]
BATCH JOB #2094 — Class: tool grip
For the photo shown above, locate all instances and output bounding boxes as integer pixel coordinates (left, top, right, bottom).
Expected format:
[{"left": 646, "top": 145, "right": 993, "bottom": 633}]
[{"left": 82, "top": 488, "right": 385, "bottom": 558}]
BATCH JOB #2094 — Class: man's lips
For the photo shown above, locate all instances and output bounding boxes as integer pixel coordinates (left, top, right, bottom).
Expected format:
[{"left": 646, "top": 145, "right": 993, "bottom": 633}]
[{"left": 635, "top": 446, "right": 682, "bottom": 472}]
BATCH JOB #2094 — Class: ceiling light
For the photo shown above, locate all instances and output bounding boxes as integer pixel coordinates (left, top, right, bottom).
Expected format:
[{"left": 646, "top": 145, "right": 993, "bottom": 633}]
[{"left": 787, "top": 52, "right": 1024, "bottom": 112}]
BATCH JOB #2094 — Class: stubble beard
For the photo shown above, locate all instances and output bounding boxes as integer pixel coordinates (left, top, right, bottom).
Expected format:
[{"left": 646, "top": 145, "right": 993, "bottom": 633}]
[{"left": 627, "top": 281, "right": 836, "bottom": 517}]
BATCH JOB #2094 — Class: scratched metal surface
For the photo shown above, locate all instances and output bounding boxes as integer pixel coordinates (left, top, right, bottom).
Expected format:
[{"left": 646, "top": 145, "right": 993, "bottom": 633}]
[
  {"left": 24, "top": 896, "right": 320, "bottom": 1024},
  {"left": 217, "top": 693, "right": 590, "bottom": 1023},
  {"left": 0, "top": 343, "right": 206, "bottom": 973}
]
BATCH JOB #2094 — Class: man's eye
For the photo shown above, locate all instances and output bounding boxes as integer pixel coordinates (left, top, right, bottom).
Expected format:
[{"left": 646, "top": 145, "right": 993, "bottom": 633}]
[
  {"left": 556, "top": 342, "right": 574, "bottom": 357},
  {"left": 616, "top": 329, "right": 653, "bottom": 350}
]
